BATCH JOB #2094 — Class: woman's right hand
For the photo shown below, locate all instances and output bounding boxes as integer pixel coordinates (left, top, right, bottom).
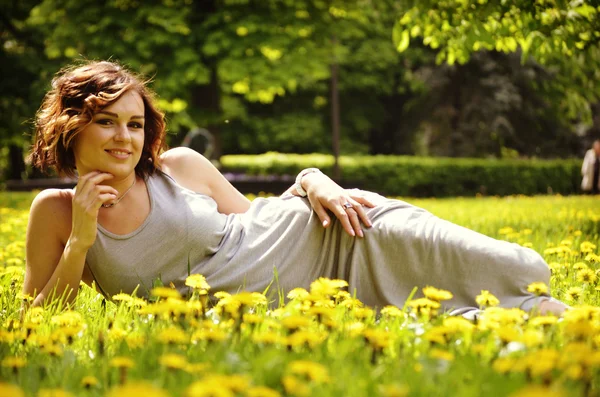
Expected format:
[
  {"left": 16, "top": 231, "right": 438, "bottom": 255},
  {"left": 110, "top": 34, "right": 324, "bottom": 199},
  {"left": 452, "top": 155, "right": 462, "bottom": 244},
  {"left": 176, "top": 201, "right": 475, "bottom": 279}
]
[{"left": 69, "top": 172, "right": 118, "bottom": 249}]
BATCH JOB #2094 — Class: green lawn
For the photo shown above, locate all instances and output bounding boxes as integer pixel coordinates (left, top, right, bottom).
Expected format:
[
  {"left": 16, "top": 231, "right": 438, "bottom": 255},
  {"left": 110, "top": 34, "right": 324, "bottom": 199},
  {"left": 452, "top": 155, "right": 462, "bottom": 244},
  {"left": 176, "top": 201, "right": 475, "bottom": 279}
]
[{"left": 1, "top": 192, "right": 599, "bottom": 397}]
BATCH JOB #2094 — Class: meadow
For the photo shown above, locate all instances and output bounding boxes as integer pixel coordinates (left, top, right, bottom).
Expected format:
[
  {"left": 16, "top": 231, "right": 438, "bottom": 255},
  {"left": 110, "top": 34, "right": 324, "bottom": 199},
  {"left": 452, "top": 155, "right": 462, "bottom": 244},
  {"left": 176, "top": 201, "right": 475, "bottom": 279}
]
[{"left": 0, "top": 192, "right": 599, "bottom": 397}]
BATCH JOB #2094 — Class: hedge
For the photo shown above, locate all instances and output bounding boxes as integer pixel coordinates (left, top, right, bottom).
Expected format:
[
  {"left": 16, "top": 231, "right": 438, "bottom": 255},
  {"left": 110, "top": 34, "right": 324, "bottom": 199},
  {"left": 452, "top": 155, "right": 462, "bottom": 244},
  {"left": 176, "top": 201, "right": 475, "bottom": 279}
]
[{"left": 220, "top": 152, "right": 583, "bottom": 197}]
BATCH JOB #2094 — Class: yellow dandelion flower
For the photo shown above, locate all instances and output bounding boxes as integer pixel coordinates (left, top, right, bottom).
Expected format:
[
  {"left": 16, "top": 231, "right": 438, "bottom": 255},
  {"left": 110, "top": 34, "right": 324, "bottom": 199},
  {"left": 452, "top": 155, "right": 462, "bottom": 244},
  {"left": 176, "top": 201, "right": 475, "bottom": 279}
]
[
  {"left": 475, "top": 290, "right": 500, "bottom": 307},
  {"left": 508, "top": 385, "right": 564, "bottom": 397},
  {"left": 184, "top": 362, "right": 211, "bottom": 375},
  {"left": 281, "top": 315, "right": 311, "bottom": 330},
  {"left": 344, "top": 321, "right": 366, "bottom": 337},
  {"left": 185, "top": 274, "right": 211, "bottom": 291},
  {"left": 424, "top": 326, "right": 450, "bottom": 345},
  {"left": 109, "top": 356, "right": 135, "bottom": 369},
  {"left": 41, "top": 344, "right": 63, "bottom": 357},
  {"left": 106, "top": 382, "right": 171, "bottom": 397},
  {"left": 492, "top": 357, "right": 515, "bottom": 374},
  {"left": 281, "top": 375, "right": 310, "bottom": 397},
  {"left": 37, "top": 389, "right": 75, "bottom": 397},
  {"left": 243, "top": 313, "right": 263, "bottom": 325},
  {"left": 564, "top": 364, "right": 584, "bottom": 380},
  {"left": 157, "top": 327, "right": 188, "bottom": 345},
  {"left": 150, "top": 287, "right": 181, "bottom": 300},
  {"left": 565, "top": 287, "right": 583, "bottom": 302},
  {"left": 407, "top": 298, "right": 441, "bottom": 310},
  {"left": 521, "top": 329, "right": 544, "bottom": 347},
  {"left": 191, "top": 328, "right": 228, "bottom": 343},
  {"left": 498, "top": 227, "right": 514, "bottom": 235},
  {"left": 287, "top": 330, "right": 327, "bottom": 349},
  {"left": 287, "top": 288, "right": 310, "bottom": 300},
  {"left": 573, "top": 262, "right": 588, "bottom": 271},
  {"left": 527, "top": 282, "right": 549, "bottom": 295},
  {"left": 112, "top": 293, "right": 133, "bottom": 302},
  {"left": 0, "top": 382, "right": 25, "bottom": 397},
  {"left": 577, "top": 268, "right": 597, "bottom": 284},
  {"left": 429, "top": 348, "right": 454, "bottom": 362},
  {"left": 363, "top": 328, "right": 392, "bottom": 349},
  {"left": 585, "top": 253, "right": 600, "bottom": 263},
  {"left": 50, "top": 311, "right": 83, "bottom": 327},
  {"left": 380, "top": 306, "right": 405, "bottom": 319},
  {"left": 352, "top": 307, "right": 375, "bottom": 319},
  {"left": 81, "top": 376, "right": 99, "bottom": 388},
  {"left": 159, "top": 354, "right": 188, "bottom": 370},
  {"left": 530, "top": 316, "right": 558, "bottom": 327},
  {"left": 442, "top": 317, "right": 475, "bottom": 333},
  {"left": 580, "top": 241, "right": 596, "bottom": 253},
  {"left": 246, "top": 386, "right": 281, "bottom": 397},
  {"left": 422, "top": 286, "right": 453, "bottom": 302},
  {"left": 309, "top": 278, "right": 348, "bottom": 297},
  {"left": 378, "top": 383, "right": 409, "bottom": 397},
  {"left": 564, "top": 321, "right": 595, "bottom": 339},
  {"left": 496, "top": 327, "right": 521, "bottom": 344},
  {"left": 288, "top": 360, "right": 330, "bottom": 384},
  {"left": 528, "top": 349, "right": 559, "bottom": 378},
  {"left": 1, "top": 356, "right": 26, "bottom": 369}
]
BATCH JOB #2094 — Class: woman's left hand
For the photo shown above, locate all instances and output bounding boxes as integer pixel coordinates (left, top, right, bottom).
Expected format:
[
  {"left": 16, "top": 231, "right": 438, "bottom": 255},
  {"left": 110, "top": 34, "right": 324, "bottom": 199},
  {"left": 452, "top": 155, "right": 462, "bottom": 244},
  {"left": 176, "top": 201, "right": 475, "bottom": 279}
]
[{"left": 302, "top": 172, "right": 376, "bottom": 237}]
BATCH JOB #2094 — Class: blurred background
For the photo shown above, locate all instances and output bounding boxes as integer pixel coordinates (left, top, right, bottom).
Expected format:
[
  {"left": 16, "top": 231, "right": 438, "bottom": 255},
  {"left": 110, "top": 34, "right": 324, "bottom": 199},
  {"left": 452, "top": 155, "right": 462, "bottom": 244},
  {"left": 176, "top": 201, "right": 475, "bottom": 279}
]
[{"left": 1, "top": 0, "right": 599, "bottom": 195}]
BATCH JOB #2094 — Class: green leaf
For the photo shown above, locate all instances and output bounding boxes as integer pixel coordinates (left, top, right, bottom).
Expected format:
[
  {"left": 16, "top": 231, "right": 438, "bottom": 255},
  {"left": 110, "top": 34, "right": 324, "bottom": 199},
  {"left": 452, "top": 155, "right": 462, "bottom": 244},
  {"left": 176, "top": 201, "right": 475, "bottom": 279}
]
[{"left": 395, "top": 28, "right": 410, "bottom": 53}]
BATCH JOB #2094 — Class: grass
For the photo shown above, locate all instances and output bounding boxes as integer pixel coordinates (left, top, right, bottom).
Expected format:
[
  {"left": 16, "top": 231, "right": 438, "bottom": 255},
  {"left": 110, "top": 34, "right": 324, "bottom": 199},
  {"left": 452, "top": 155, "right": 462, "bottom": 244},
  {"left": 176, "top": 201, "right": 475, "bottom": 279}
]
[{"left": 0, "top": 192, "right": 599, "bottom": 397}]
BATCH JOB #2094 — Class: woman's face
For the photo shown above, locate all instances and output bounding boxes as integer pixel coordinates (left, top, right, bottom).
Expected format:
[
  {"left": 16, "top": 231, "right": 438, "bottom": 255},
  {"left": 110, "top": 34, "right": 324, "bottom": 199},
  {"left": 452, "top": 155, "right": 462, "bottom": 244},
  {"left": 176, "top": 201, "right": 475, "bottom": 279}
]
[{"left": 72, "top": 90, "right": 145, "bottom": 179}]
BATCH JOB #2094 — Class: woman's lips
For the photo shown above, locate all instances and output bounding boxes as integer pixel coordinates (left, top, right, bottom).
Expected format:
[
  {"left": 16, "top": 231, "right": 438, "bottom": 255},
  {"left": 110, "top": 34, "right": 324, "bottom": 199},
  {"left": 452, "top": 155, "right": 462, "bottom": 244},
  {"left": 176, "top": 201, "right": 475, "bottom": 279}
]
[{"left": 105, "top": 149, "right": 131, "bottom": 160}]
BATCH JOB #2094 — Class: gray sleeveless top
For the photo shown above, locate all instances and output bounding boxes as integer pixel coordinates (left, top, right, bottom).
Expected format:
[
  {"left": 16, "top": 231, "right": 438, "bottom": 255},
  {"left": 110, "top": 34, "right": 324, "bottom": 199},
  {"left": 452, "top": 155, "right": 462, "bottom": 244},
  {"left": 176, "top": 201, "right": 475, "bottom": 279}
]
[
  {"left": 86, "top": 170, "right": 552, "bottom": 312},
  {"left": 86, "top": 170, "right": 324, "bottom": 301}
]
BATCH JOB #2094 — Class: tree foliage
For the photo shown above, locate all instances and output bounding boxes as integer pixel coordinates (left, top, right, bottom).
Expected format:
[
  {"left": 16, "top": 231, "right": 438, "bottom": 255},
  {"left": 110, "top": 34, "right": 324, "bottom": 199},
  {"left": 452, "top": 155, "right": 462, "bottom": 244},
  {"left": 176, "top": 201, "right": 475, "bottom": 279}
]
[
  {"left": 0, "top": 0, "right": 598, "bottom": 181},
  {"left": 393, "top": 0, "right": 600, "bottom": 124}
]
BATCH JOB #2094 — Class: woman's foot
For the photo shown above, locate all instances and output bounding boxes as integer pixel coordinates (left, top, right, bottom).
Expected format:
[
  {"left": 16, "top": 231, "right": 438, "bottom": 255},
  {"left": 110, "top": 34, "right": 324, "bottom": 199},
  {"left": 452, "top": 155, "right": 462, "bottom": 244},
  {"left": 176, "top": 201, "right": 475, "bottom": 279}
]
[{"left": 538, "top": 299, "right": 569, "bottom": 316}]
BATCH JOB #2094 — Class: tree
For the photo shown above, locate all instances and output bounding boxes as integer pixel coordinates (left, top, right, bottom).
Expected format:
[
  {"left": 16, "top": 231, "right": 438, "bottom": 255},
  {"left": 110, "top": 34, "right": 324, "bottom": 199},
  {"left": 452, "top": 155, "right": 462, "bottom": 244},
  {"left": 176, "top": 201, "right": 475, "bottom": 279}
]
[{"left": 393, "top": 0, "right": 600, "bottom": 125}]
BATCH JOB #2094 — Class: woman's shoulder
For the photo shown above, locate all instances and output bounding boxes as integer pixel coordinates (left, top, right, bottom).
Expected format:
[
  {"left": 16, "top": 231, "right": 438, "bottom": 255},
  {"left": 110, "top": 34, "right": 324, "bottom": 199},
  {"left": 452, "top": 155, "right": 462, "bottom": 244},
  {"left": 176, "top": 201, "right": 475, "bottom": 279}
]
[
  {"left": 158, "top": 147, "right": 214, "bottom": 194},
  {"left": 29, "top": 188, "right": 73, "bottom": 221}
]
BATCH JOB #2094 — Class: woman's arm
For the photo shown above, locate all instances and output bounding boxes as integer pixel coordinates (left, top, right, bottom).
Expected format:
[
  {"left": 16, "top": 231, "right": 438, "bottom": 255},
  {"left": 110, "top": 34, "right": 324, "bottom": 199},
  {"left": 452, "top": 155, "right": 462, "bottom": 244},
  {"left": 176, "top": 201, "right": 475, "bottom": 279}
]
[
  {"left": 23, "top": 172, "right": 118, "bottom": 307},
  {"left": 160, "top": 147, "right": 251, "bottom": 214}
]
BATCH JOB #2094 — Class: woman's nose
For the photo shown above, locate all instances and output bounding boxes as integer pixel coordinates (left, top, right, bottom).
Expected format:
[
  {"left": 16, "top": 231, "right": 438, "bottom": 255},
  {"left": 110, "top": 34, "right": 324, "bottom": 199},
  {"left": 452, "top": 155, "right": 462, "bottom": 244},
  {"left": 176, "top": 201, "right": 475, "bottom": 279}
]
[{"left": 114, "top": 124, "right": 131, "bottom": 141}]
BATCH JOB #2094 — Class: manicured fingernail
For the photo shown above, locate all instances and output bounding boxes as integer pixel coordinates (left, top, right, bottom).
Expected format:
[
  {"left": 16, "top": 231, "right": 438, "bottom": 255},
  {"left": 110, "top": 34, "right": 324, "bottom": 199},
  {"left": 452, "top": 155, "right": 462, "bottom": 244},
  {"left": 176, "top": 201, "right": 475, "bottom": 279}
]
[
  {"left": 358, "top": 230, "right": 364, "bottom": 238},
  {"left": 323, "top": 220, "right": 328, "bottom": 227},
  {"left": 350, "top": 230, "right": 355, "bottom": 236}
]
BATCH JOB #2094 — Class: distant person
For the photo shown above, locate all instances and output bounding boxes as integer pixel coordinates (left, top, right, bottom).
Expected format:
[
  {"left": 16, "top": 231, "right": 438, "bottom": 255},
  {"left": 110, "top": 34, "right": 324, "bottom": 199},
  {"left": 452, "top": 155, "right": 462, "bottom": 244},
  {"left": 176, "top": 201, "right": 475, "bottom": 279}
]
[
  {"left": 581, "top": 139, "right": 600, "bottom": 194},
  {"left": 24, "top": 60, "right": 567, "bottom": 316}
]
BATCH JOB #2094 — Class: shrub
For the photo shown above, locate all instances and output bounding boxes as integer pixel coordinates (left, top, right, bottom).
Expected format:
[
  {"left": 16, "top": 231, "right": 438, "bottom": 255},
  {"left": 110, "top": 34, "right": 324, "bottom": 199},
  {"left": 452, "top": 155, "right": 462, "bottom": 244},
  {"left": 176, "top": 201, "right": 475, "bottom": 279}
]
[{"left": 220, "top": 153, "right": 581, "bottom": 197}]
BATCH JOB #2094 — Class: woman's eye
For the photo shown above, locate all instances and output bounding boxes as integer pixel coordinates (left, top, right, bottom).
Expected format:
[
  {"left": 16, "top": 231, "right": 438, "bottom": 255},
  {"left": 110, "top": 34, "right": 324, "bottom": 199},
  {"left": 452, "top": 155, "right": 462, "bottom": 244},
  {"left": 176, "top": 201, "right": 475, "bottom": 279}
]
[
  {"left": 96, "top": 119, "right": 113, "bottom": 125},
  {"left": 129, "top": 122, "right": 144, "bottom": 129}
]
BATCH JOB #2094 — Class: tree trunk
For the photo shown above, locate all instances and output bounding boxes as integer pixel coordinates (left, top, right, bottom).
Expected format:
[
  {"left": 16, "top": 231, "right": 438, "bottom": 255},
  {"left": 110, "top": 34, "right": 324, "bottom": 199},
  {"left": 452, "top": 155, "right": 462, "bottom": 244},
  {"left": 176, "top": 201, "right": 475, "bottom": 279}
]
[{"left": 331, "top": 36, "right": 341, "bottom": 181}]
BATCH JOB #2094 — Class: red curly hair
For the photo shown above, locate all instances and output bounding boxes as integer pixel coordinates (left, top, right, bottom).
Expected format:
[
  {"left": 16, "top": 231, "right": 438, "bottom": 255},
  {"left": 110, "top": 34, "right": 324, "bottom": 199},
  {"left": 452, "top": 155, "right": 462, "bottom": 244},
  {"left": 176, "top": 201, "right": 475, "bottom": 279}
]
[{"left": 30, "top": 60, "right": 167, "bottom": 178}]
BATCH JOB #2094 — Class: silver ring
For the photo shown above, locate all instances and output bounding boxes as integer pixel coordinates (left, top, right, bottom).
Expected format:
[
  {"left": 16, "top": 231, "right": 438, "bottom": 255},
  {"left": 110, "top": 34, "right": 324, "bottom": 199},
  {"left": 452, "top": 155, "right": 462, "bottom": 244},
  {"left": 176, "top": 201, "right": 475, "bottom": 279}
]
[{"left": 342, "top": 202, "right": 353, "bottom": 210}]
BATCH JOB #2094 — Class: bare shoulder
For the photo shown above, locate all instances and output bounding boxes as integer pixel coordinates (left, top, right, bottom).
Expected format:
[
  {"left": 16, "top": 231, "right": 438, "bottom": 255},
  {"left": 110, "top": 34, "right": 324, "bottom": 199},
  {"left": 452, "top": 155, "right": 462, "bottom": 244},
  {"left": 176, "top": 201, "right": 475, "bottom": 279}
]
[
  {"left": 29, "top": 188, "right": 73, "bottom": 238},
  {"left": 160, "top": 147, "right": 212, "bottom": 172},
  {"left": 159, "top": 147, "right": 214, "bottom": 194}
]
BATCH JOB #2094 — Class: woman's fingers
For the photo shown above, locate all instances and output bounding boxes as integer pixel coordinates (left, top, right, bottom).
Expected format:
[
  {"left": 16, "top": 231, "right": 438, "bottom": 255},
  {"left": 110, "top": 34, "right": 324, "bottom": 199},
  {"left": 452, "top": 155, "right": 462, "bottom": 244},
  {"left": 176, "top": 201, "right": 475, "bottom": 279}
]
[
  {"left": 92, "top": 192, "right": 119, "bottom": 210},
  {"left": 343, "top": 204, "right": 363, "bottom": 237},
  {"left": 77, "top": 172, "right": 116, "bottom": 197},
  {"left": 352, "top": 195, "right": 377, "bottom": 208},
  {"left": 309, "top": 199, "right": 332, "bottom": 228},
  {"left": 351, "top": 202, "right": 372, "bottom": 228}
]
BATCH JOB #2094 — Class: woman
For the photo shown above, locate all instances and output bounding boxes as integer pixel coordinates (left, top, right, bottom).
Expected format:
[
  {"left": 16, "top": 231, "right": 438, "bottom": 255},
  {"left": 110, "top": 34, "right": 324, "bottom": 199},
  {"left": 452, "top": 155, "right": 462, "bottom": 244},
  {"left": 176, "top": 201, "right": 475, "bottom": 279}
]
[{"left": 24, "top": 60, "right": 567, "bottom": 315}]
